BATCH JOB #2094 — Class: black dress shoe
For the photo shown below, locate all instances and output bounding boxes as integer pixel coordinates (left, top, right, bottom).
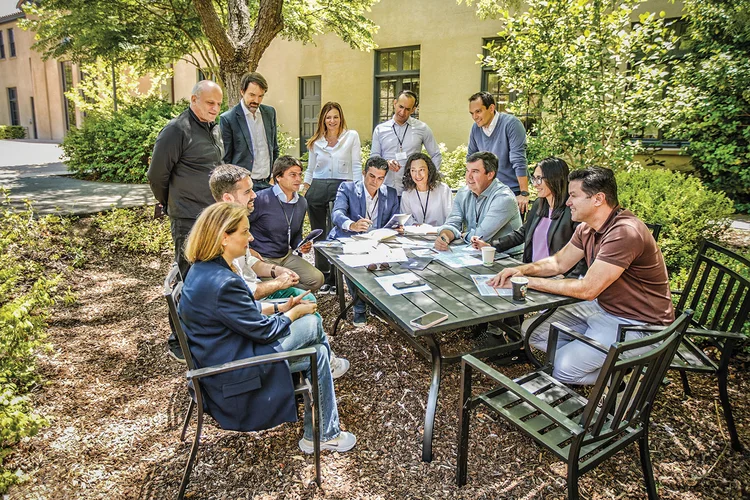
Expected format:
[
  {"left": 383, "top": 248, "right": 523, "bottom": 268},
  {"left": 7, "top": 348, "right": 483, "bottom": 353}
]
[{"left": 319, "top": 284, "right": 333, "bottom": 295}]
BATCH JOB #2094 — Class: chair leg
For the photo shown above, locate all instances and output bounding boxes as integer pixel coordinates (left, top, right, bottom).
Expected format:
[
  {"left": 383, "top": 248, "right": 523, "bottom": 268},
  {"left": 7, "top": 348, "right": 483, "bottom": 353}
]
[
  {"left": 638, "top": 430, "right": 659, "bottom": 500},
  {"left": 718, "top": 365, "right": 743, "bottom": 452},
  {"left": 456, "top": 362, "right": 472, "bottom": 487},
  {"left": 566, "top": 461, "right": 580, "bottom": 500},
  {"left": 178, "top": 406, "right": 204, "bottom": 500},
  {"left": 679, "top": 370, "right": 692, "bottom": 397},
  {"left": 180, "top": 399, "right": 195, "bottom": 442}
]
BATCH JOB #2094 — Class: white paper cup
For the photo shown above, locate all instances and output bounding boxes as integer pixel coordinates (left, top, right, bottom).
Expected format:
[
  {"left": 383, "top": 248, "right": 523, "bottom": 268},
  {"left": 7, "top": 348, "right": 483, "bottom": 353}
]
[{"left": 481, "top": 246, "right": 496, "bottom": 266}]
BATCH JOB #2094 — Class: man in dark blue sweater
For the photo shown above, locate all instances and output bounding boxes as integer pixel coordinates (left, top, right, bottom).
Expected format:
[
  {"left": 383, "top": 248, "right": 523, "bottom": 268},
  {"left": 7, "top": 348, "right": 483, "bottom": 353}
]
[{"left": 249, "top": 156, "right": 324, "bottom": 291}]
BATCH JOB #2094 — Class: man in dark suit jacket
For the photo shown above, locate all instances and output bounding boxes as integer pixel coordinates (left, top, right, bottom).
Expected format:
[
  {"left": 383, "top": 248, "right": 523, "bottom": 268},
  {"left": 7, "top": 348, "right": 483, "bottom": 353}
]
[
  {"left": 329, "top": 157, "right": 400, "bottom": 326},
  {"left": 220, "top": 72, "right": 279, "bottom": 191}
]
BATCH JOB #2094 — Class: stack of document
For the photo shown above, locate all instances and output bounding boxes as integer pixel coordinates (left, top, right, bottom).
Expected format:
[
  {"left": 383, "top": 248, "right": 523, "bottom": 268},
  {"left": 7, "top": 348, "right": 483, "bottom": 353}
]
[
  {"left": 403, "top": 224, "right": 438, "bottom": 235},
  {"left": 337, "top": 243, "right": 408, "bottom": 267},
  {"left": 352, "top": 228, "right": 398, "bottom": 242}
]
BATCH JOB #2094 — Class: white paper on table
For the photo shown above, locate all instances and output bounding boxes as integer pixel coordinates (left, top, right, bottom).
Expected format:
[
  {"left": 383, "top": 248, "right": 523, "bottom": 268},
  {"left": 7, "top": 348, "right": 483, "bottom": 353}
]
[
  {"left": 336, "top": 237, "right": 356, "bottom": 243},
  {"left": 337, "top": 244, "right": 408, "bottom": 267},
  {"left": 471, "top": 275, "right": 512, "bottom": 297},
  {"left": 394, "top": 236, "right": 433, "bottom": 247},
  {"left": 342, "top": 240, "right": 378, "bottom": 254},
  {"left": 433, "top": 252, "right": 483, "bottom": 268},
  {"left": 374, "top": 272, "right": 432, "bottom": 296},
  {"left": 412, "top": 248, "right": 440, "bottom": 258},
  {"left": 352, "top": 228, "right": 398, "bottom": 242},
  {"left": 403, "top": 224, "right": 437, "bottom": 235}
]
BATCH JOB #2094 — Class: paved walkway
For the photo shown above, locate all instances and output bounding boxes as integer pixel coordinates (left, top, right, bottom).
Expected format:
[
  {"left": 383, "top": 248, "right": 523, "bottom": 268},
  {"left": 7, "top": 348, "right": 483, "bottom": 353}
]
[{"left": 0, "top": 140, "right": 155, "bottom": 216}]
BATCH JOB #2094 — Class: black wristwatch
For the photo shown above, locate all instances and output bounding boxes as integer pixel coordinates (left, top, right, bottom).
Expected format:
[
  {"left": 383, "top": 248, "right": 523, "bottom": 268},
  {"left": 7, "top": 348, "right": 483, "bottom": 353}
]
[
  {"left": 273, "top": 303, "right": 279, "bottom": 314},
  {"left": 519, "top": 191, "right": 529, "bottom": 197}
]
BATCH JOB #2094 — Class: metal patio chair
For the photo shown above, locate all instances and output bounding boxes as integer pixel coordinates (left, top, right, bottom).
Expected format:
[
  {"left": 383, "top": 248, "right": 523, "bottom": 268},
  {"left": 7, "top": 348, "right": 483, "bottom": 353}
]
[
  {"left": 163, "top": 264, "right": 321, "bottom": 499},
  {"left": 623, "top": 240, "right": 748, "bottom": 452},
  {"left": 457, "top": 311, "right": 692, "bottom": 499}
]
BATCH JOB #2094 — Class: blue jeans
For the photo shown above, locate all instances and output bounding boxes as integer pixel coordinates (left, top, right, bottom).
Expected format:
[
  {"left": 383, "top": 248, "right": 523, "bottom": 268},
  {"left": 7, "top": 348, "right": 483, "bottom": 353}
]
[
  {"left": 345, "top": 277, "right": 366, "bottom": 314},
  {"left": 524, "top": 300, "right": 645, "bottom": 385},
  {"left": 276, "top": 313, "right": 340, "bottom": 442},
  {"left": 266, "top": 287, "right": 321, "bottom": 319}
]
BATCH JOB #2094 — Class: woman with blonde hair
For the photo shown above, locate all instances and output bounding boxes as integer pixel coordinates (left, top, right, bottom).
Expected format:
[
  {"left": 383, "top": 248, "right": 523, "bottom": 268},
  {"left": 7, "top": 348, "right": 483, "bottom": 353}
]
[
  {"left": 178, "top": 202, "right": 356, "bottom": 453},
  {"left": 302, "top": 101, "right": 362, "bottom": 294}
]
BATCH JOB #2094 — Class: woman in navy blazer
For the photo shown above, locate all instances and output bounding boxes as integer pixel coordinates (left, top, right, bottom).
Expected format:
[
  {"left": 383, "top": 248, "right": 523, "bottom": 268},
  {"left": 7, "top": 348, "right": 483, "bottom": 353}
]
[
  {"left": 472, "top": 157, "right": 586, "bottom": 276},
  {"left": 178, "top": 202, "right": 356, "bottom": 453}
]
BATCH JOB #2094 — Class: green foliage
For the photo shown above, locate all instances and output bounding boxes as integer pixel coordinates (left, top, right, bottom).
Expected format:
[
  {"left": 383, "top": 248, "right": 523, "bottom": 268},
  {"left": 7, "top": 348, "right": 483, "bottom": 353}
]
[
  {"left": 0, "top": 126, "right": 25, "bottom": 140},
  {"left": 0, "top": 193, "right": 84, "bottom": 493},
  {"left": 664, "top": 0, "right": 750, "bottom": 212},
  {"left": 91, "top": 206, "right": 172, "bottom": 255},
  {"left": 616, "top": 168, "right": 734, "bottom": 273},
  {"left": 439, "top": 143, "right": 469, "bottom": 190},
  {"left": 468, "top": 0, "right": 677, "bottom": 171},
  {"left": 62, "top": 96, "right": 185, "bottom": 183},
  {"left": 277, "top": 128, "right": 299, "bottom": 156}
]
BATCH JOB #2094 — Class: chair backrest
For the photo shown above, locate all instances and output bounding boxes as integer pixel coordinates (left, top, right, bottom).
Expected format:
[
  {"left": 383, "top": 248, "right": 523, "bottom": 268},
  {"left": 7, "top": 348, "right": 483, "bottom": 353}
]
[
  {"left": 676, "top": 240, "right": 750, "bottom": 333},
  {"left": 577, "top": 311, "right": 692, "bottom": 444},
  {"left": 644, "top": 222, "right": 662, "bottom": 242},
  {"left": 163, "top": 264, "right": 198, "bottom": 372}
]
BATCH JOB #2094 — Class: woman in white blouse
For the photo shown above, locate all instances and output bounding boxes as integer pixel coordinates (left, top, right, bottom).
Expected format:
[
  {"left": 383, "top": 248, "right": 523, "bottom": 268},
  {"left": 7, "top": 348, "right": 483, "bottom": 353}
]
[
  {"left": 302, "top": 102, "right": 362, "bottom": 294},
  {"left": 400, "top": 152, "right": 453, "bottom": 227}
]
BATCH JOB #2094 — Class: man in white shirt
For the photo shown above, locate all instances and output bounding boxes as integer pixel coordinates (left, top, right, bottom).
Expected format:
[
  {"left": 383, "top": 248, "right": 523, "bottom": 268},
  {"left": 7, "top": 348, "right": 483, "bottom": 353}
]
[
  {"left": 221, "top": 72, "right": 280, "bottom": 191},
  {"left": 370, "top": 90, "right": 442, "bottom": 196}
]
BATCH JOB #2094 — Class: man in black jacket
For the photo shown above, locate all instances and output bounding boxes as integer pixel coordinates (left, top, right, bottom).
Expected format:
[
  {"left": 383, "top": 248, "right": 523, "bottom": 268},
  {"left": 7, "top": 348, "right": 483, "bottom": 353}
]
[
  {"left": 147, "top": 80, "right": 224, "bottom": 361},
  {"left": 220, "top": 72, "right": 279, "bottom": 191}
]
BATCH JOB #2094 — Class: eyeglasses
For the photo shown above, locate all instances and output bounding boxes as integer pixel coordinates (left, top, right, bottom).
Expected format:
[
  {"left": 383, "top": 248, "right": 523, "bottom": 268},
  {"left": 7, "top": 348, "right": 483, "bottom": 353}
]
[
  {"left": 530, "top": 175, "right": 546, "bottom": 185},
  {"left": 367, "top": 262, "right": 391, "bottom": 272}
]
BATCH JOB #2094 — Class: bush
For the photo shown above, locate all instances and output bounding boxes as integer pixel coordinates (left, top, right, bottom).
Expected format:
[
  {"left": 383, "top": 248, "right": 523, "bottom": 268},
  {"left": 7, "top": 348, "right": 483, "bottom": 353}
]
[
  {"left": 91, "top": 206, "right": 172, "bottom": 255},
  {"left": 616, "top": 168, "right": 735, "bottom": 273},
  {"left": 62, "top": 96, "right": 185, "bottom": 183},
  {"left": 0, "top": 192, "right": 83, "bottom": 493},
  {"left": 0, "top": 126, "right": 25, "bottom": 140},
  {"left": 439, "top": 143, "right": 468, "bottom": 189}
]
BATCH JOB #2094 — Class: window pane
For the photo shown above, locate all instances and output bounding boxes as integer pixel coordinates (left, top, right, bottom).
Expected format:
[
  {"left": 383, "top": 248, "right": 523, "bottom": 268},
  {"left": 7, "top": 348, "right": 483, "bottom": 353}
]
[
  {"left": 388, "top": 52, "right": 397, "bottom": 72},
  {"left": 412, "top": 49, "right": 420, "bottom": 70},
  {"left": 379, "top": 52, "right": 389, "bottom": 72}
]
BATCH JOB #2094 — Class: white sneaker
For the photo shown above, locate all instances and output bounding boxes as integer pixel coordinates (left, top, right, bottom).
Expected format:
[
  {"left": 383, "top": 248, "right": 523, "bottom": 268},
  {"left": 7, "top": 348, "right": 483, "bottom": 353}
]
[
  {"left": 299, "top": 431, "right": 357, "bottom": 454},
  {"left": 330, "top": 354, "right": 350, "bottom": 379}
]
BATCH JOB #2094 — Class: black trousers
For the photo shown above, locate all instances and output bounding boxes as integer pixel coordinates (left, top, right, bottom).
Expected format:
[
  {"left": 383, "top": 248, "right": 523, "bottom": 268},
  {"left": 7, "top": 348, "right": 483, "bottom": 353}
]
[
  {"left": 306, "top": 179, "right": 345, "bottom": 277},
  {"left": 169, "top": 217, "right": 195, "bottom": 343}
]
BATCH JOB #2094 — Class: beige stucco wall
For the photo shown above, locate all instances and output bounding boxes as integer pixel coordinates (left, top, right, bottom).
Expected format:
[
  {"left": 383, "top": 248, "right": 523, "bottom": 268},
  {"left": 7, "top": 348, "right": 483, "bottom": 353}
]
[{"left": 0, "top": 16, "right": 79, "bottom": 141}]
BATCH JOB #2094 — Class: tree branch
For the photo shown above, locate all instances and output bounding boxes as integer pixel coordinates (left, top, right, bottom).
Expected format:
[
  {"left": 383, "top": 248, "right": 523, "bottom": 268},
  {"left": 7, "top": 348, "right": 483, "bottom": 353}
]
[{"left": 193, "top": 0, "right": 235, "bottom": 59}]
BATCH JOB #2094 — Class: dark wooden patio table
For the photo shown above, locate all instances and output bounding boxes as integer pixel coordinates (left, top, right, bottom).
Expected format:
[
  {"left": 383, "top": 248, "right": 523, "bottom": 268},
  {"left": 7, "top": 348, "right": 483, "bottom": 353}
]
[{"left": 317, "top": 242, "right": 580, "bottom": 462}]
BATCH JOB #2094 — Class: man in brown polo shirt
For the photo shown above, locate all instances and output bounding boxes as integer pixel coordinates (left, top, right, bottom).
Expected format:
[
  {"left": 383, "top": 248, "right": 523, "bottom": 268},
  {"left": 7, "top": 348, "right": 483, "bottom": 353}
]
[{"left": 490, "top": 166, "right": 674, "bottom": 384}]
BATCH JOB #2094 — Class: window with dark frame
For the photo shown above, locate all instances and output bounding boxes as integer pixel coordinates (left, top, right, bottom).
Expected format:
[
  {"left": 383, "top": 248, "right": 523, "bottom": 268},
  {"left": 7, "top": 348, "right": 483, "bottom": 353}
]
[
  {"left": 60, "top": 61, "right": 76, "bottom": 131},
  {"left": 374, "top": 46, "right": 420, "bottom": 126},
  {"left": 8, "top": 87, "right": 20, "bottom": 126},
  {"left": 0, "top": 31, "right": 5, "bottom": 59},
  {"left": 480, "top": 37, "right": 541, "bottom": 135},
  {"left": 628, "top": 18, "right": 691, "bottom": 147},
  {"left": 7, "top": 29, "right": 15, "bottom": 58}
]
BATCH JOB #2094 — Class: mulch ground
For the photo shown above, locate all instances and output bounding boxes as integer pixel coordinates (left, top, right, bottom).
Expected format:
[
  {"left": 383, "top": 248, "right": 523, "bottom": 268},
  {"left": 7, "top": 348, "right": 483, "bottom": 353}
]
[{"left": 5, "top": 225, "right": 750, "bottom": 499}]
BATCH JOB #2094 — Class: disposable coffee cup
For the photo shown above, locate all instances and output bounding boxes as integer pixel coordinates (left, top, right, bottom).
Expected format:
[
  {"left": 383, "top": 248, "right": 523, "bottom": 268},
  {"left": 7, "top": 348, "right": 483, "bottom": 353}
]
[
  {"left": 481, "top": 246, "right": 496, "bottom": 266},
  {"left": 510, "top": 276, "right": 529, "bottom": 302}
]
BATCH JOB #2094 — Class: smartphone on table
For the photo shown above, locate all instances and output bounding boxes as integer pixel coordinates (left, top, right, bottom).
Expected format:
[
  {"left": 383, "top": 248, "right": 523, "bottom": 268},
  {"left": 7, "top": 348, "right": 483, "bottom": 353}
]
[
  {"left": 393, "top": 279, "right": 425, "bottom": 290},
  {"left": 410, "top": 311, "right": 449, "bottom": 329}
]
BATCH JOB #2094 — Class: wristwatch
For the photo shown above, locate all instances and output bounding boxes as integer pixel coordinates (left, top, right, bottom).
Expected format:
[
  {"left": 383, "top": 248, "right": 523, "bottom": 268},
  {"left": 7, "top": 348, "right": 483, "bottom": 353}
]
[{"left": 519, "top": 191, "right": 530, "bottom": 197}]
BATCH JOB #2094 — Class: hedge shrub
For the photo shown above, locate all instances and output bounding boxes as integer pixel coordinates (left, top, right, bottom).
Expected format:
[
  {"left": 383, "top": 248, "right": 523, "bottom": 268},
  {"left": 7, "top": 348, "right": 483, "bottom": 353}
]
[
  {"left": 0, "top": 126, "right": 25, "bottom": 140},
  {"left": 616, "top": 168, "right": 735, "bottom": 273},
  {"left": 0, "top": 193, "right": 83, "bottom": 493},
  {"left": 62, "top": 97, "right": 185, "bottom": 183}
]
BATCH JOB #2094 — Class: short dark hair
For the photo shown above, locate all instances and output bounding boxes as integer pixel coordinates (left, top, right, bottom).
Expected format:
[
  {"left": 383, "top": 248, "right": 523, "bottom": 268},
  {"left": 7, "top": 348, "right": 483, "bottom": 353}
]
[
  {"left": 402, "top": 152, "right": 442, "bottom": 192},
  {"left": 467, "top": 151, "right": 499, "bottom": 176},
  {"left": 568, "top": 166, "right": 619, "bottom": 207},
  {"left": 209, "top": 164, "right": 250, "bottom": 201},
  {"left": 534, "top": 157, "right": 570, "bottom": 218},
  {"left": 396, "top": 89, "right": 419, "bottom": 108},
  {"left": 365, "top": 156, "right": 389, "bottom": 173},
  {"left": 469, "top": 91, "right": 495, "bottom": 109},
  {"left": 272, "top": 155, "right": 303, "bottom": 182},
  {"left": 240, "top": 72, "right": 268, "bottom": 93}
]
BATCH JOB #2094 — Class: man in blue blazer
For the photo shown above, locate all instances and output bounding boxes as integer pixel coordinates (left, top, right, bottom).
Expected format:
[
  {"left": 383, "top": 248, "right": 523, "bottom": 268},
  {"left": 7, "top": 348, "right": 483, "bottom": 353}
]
[
  {"left": 220, "top": 72, "right": 279, "bottom": 191},
  {"left": 329, "top": 156, "right": 400, "bottom": 326}
]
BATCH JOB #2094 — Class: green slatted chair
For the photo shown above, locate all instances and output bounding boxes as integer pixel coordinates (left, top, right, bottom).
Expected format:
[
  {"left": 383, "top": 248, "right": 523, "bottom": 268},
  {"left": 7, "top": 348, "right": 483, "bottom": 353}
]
[{"left": 457, "top": 312, "right": 692, "bottom": 499}]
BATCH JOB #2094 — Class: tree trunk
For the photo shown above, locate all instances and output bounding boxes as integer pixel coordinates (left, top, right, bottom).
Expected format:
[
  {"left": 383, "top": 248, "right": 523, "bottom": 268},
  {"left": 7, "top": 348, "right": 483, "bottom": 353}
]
[{"left": 193, "top": 0, "right": 283, "bottom": 106}]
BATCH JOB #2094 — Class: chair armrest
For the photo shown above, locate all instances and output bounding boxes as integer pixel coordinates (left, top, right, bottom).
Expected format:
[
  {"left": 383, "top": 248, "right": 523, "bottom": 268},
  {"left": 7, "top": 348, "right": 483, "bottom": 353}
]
[
  {"left": 685, "top": 327, "right": 747, "bottom": 342},
  {"left": 671, "top": 289, "right": 683, "bottom": 296},
  {"left": 187, "top": 347, "right": 317, "bottom": 381},
  {"left": 547, "top": 322, "right": 609, "bottom": 355},
  {"left": 462, "top": 355, "right": 583, "bottom": 436},
  {"left": 616, "top": 324, "right": 664, "bottom": 342}
]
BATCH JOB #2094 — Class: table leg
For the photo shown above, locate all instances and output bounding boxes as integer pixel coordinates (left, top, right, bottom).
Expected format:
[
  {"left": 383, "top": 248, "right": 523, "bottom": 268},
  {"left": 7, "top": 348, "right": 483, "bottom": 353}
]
[
  {"left": 523, "top": 308, "right": 557, "bottom": 368},
  {"left": 332, "top": 299, "right": 354, "bottom": 336},
  {"left": 422, "top": 334, "right": 442, "bottom": 462},
  {"left": 335, "top": 265, "right": 345, "bottom": 312}
]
